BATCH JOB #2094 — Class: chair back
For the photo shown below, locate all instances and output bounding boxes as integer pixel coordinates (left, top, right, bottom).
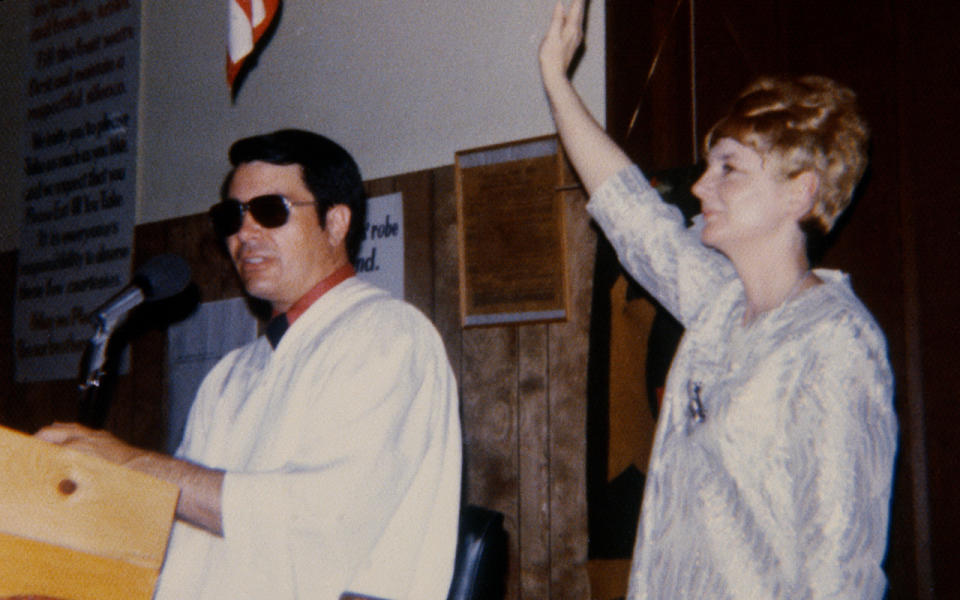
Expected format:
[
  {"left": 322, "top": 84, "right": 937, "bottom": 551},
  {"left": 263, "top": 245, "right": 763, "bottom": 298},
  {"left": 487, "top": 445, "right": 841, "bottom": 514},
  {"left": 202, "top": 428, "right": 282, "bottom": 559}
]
[{"left": 446, "top": 505, "right": 508, "bottom": 600}]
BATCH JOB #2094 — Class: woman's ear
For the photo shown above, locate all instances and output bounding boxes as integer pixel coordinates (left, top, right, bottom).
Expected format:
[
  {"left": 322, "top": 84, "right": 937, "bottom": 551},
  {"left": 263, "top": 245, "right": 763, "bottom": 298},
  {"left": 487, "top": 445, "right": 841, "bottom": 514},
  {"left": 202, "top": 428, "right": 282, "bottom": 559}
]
[{"left": 788, "top": 170, "right": 820, "bottom": 220}]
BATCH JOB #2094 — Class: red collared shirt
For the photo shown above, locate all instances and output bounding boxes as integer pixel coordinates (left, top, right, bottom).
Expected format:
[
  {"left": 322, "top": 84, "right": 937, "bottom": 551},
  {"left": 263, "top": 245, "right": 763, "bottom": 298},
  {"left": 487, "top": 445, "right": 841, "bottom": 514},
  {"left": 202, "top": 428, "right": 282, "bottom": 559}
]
[{"left": 265, "top": 263, "right": 355, "bottom": 348}]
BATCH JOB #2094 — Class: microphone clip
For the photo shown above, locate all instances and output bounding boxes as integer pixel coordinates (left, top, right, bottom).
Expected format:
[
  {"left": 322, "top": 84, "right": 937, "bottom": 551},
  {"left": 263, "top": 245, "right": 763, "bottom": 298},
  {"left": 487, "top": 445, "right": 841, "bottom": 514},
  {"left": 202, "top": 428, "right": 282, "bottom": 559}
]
[{"left": 78, "top": 323, "right": 111, "bottom": 392}]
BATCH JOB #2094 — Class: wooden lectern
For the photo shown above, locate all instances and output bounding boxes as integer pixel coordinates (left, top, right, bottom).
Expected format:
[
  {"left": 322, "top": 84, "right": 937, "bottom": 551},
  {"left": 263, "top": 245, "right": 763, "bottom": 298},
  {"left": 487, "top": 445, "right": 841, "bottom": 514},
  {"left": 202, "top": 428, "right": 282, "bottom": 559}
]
[{"left": 0, "top": 425, "right": 178, "bottom": 600}]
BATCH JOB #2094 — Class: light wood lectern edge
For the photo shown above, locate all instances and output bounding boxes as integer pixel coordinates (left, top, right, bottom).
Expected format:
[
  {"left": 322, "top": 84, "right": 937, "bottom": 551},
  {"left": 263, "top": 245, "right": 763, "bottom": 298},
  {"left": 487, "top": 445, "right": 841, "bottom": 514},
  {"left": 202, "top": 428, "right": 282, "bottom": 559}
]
[{"left": 0, "top": 425, "right": 179, "bottom": 600}]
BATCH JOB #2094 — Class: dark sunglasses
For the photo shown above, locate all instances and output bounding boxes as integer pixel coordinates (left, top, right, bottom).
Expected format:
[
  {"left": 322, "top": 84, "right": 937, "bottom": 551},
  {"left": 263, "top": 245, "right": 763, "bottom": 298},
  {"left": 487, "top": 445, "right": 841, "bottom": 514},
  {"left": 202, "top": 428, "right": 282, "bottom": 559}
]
[{"left": 209, "top": 194, "right": 316, "bottom": 238}]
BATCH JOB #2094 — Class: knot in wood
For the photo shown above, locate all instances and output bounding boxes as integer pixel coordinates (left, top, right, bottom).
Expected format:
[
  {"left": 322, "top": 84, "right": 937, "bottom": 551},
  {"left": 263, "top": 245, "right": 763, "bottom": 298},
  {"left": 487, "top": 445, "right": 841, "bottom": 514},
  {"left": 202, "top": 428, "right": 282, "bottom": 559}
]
[{"left": 57, "top": 478, "right": 78, "bottom": 495}]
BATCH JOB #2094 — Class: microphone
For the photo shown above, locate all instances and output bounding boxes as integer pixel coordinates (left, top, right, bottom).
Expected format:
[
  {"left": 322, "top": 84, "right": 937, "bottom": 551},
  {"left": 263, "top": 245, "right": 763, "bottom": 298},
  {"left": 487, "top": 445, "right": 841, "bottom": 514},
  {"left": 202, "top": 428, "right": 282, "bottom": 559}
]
[
  {"left": 90, "top": 253, "right": 192, "bottom": 330},
  {"left": 79, "top": 254, "right": 191, "bottom": 395}
]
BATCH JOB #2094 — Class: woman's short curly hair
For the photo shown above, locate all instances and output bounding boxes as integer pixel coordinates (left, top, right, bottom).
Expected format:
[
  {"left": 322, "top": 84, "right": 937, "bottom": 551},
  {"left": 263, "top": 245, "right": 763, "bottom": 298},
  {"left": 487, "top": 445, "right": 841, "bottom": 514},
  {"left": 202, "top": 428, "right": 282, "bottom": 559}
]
[{"left": 704, "top": 75, "right": 870, "bottom": 234}]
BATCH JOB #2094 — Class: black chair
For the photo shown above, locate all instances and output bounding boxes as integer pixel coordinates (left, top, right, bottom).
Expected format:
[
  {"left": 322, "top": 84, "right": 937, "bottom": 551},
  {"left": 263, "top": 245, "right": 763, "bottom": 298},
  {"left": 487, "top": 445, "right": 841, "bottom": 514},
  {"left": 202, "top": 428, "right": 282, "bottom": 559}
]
[{"left": 447, "top": 504, "right": 508, "bottom": 600}]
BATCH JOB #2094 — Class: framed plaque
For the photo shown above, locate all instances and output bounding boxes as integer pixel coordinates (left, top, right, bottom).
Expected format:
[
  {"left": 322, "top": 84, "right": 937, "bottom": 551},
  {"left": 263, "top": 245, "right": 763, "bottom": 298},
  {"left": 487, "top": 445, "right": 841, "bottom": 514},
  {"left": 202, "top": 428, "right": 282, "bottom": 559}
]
[{"left": 455, "top": 136, "right": 569, "bottom": 327}]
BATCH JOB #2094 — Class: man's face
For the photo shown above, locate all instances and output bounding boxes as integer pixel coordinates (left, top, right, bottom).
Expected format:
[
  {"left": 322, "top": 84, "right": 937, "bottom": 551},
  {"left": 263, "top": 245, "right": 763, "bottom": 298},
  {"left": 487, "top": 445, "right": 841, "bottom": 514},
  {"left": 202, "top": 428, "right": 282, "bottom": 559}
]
[{"left": 225, "top": 161, "right": 348, "bottom": 312}]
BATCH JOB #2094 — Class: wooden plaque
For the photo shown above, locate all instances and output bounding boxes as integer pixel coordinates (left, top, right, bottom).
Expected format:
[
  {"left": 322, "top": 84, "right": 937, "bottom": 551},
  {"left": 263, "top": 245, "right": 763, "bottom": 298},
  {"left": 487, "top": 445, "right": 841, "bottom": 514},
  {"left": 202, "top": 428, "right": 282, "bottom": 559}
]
[
  {"left": 0, "top": 426, "right": 179, "bottom": 600},
  {"left": 455, "top": 136, "right": 569, "bottom": 327}
]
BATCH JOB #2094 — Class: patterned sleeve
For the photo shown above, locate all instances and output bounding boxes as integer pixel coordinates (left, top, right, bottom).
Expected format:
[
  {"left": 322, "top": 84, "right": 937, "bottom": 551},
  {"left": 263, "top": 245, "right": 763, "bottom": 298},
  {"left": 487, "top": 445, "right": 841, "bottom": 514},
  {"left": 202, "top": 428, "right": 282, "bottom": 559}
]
[
  {"left": 785, "top": 311, "right": 897, "bottom": 598},
  {"left": 586, "top": 165, "right": 734, "bottom": 326}
]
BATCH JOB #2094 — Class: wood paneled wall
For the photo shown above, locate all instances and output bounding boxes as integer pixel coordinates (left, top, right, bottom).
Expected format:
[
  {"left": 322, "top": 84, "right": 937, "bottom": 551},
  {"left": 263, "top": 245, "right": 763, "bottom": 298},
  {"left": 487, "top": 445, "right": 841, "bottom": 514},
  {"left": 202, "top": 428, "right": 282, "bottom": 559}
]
[
  {"left": 367, "top": 165, "right": 597, "bottom": 600},
  {"left": 0, "top": 162, "right": 596, "bottom": 599}
]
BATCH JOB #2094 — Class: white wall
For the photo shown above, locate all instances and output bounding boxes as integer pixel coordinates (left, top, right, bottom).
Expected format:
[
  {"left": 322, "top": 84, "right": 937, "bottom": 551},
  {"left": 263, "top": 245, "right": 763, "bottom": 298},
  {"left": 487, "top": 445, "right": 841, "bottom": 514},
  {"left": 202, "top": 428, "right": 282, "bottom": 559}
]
[{"left": 0, "top": 0, "right": 605, "bottom": 251}]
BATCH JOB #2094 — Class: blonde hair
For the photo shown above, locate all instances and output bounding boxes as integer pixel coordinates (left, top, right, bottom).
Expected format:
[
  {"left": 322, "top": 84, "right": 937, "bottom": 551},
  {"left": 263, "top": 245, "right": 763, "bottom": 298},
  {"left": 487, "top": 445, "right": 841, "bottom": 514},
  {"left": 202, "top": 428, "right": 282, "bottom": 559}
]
[{"left": 704, "top": 75, "right": 870, "bottom": 234}]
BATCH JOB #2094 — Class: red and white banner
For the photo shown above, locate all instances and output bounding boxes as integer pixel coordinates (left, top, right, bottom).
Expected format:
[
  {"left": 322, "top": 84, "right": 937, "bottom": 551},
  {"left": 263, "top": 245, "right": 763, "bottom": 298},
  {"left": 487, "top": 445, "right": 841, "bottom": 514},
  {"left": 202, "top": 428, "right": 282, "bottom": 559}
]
[{"left": 227, "top": 0, "right": 280, "bottom": 86}]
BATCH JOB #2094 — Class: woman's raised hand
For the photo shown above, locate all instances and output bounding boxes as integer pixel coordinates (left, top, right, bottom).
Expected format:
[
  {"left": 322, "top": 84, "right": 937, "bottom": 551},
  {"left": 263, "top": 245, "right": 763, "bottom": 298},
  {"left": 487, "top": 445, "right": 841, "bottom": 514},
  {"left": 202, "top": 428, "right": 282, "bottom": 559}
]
[
  {"left": 538, "top": 0, "right": 630, "bottom": 193},
  {"left": 538, "top": 0, "right": 585, "bottom": 86}
]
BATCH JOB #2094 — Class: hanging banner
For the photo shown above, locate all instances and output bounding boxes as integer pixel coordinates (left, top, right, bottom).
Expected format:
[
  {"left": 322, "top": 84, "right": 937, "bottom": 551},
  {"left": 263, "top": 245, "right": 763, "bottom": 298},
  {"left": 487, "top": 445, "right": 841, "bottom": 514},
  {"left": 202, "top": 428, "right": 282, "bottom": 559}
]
[{"left": 15, "top": 0, "right": 141, "bottom": 382}]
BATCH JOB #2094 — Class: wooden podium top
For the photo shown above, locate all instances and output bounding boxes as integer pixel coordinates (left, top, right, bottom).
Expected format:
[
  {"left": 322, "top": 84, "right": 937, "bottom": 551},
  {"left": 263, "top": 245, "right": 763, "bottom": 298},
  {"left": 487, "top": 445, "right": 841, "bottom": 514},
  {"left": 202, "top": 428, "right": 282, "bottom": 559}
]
[{"left": 0, "top": 425, "right": 179, "bottom": 600}]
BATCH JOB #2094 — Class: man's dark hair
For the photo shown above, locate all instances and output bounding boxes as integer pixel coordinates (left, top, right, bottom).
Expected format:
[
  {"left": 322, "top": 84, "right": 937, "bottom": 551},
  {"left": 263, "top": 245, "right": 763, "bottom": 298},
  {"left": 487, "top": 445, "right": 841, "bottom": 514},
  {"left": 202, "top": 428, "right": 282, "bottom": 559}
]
[{"left": 223, "top": 129, "right": 367, "bottom": 262}]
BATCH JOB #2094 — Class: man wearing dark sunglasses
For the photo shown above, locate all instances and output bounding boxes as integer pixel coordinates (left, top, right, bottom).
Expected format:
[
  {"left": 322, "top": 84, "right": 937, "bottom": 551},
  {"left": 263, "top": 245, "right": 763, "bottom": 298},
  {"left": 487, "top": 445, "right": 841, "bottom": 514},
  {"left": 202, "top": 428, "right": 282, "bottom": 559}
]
[{"left": 38, "top": 130, "right": 463, "bottom": 600}]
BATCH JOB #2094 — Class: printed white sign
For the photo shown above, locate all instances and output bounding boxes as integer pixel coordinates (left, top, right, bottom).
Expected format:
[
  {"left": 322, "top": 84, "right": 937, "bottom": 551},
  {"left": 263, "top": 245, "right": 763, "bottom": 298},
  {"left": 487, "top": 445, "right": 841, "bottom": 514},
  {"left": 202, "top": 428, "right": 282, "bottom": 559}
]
[{"left": 354, "top": 192, "right": 404, "bottom": 299}]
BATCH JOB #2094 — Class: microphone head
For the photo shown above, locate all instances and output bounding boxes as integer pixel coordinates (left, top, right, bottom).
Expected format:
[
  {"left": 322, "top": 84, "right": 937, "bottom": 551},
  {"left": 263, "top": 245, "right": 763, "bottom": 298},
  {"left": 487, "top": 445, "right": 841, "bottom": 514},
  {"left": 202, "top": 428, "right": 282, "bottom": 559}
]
[{"left": 132, "top": 254, "right": 192, "bottom": 301}]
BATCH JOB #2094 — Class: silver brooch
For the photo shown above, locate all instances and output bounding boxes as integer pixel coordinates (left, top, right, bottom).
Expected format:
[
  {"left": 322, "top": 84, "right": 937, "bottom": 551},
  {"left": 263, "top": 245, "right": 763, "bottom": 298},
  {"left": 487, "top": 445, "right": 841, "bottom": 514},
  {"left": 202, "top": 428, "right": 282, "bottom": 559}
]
[{"left": 686, "top": 380, "right": 706, "bottom": 424}]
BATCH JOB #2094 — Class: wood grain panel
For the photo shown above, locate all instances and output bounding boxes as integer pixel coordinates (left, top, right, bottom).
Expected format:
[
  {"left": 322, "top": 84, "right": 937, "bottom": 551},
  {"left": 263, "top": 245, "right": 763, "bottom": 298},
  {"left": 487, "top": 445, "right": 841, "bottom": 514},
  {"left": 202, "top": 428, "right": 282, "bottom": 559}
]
[
  {"left": 460, "top": 325, "right": 520, "bottom": 598},
  {"left": 517, "top": 324, "right": 550, "bottom": 599},
  {"left": 547, "top": 187, "right": 593, "bottom": 599},
  {"left": 428, "top": 166, "right": 462, "bottom": 376}
]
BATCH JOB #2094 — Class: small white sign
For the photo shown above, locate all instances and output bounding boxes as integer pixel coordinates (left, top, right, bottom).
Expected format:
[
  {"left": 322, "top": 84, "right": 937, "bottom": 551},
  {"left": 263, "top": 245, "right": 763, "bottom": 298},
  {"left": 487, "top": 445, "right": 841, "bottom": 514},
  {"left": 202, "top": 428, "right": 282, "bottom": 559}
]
[
  {"left": 354, "top": 192, "right": 404, "bottom": 299},
  {"left": 165, "top": 297, "right": 257, "bottom": 452}
]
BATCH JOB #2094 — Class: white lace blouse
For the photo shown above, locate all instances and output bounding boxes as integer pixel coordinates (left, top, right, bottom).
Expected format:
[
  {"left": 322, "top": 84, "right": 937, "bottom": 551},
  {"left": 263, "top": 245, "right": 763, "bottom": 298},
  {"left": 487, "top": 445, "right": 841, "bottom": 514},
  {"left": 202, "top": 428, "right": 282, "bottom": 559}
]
[{"left": 587, "top": 165, "right": 897, "bottom": 599}]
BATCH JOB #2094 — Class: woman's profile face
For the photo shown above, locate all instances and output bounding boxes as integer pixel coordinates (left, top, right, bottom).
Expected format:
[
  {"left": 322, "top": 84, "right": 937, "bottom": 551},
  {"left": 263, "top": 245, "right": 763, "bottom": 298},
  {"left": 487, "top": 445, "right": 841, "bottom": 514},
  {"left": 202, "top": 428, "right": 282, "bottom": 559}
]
[{"left": 692, "top": 137, "right": 800, "bottom": 256}]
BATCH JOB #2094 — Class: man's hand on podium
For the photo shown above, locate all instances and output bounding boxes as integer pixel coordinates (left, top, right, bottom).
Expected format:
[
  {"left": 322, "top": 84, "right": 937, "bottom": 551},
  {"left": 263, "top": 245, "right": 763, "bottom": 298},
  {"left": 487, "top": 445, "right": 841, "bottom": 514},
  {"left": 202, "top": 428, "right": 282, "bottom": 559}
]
[
  {"left": 35, "top": 422, "right": 146, "bottom": 467},
  {"left": 35, "top": 422, "right": 226, "bottom": 536}
]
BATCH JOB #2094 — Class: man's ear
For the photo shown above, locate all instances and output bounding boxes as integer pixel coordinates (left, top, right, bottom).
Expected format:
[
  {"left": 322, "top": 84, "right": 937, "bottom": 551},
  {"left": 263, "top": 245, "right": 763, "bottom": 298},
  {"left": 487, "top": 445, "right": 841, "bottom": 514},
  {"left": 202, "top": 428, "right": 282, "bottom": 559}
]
[{"left": 324, "top": 205, "right": 351, "bottom": 246}]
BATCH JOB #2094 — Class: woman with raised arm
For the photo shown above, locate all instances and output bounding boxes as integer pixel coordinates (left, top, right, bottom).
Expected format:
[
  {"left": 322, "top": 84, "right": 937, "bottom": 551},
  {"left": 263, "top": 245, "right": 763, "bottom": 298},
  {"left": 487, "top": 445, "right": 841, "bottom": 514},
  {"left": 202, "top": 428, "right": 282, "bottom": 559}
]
[{"left": 540, "top": 1, "right": 897, "bottom": 598}]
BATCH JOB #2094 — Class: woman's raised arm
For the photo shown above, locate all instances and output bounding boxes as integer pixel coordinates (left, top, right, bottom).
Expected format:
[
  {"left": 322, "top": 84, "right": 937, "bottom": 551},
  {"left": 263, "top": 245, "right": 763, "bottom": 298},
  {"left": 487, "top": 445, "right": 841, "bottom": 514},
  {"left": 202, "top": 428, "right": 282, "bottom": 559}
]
[{"left": 539, "top": 0, "right": 631, "bottom": 195}]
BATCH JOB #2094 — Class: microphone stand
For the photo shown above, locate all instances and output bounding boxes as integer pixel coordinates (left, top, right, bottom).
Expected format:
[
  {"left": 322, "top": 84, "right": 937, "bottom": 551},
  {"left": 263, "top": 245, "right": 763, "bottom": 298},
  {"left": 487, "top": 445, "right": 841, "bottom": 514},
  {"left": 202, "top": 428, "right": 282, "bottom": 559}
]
[
  {"left": 77, "top": 302, "right": 132, "bottom": 428},
  {"left": 73, "top": 253, "right": 193, "bottom": 428}
]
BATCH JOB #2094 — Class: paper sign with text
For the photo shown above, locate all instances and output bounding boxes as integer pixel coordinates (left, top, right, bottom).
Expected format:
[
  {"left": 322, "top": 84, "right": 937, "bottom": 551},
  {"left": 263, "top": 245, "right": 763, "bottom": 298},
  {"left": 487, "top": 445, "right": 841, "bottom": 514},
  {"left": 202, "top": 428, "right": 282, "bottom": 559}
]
[{"left": 354, "top": 192, "right": 404, "bottom": 299}]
